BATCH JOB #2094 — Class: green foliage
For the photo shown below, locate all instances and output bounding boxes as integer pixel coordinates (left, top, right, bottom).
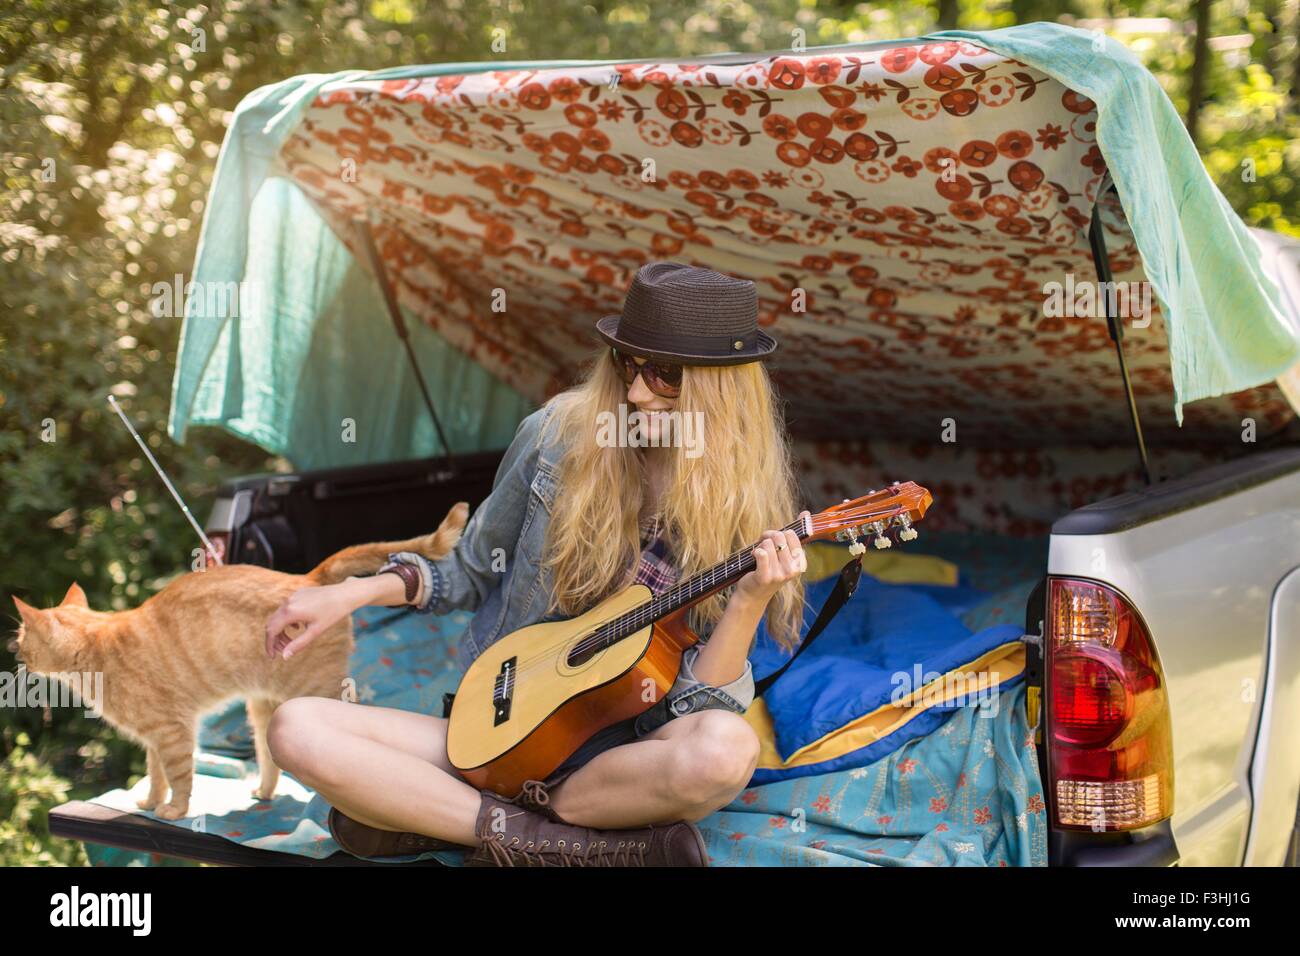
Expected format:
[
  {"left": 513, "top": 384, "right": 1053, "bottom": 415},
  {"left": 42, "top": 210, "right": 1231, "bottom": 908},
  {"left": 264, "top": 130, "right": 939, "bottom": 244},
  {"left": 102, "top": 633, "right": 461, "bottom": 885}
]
[{"left": 1, "top": 0, "right": 1297, "bottom": 867}]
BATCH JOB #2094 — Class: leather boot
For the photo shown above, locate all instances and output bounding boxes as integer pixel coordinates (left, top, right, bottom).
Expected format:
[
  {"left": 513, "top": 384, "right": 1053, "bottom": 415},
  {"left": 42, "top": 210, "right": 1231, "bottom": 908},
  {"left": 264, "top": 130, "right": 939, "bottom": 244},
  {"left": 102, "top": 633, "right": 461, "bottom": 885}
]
[
  {"left": 464, "top": 790, "right": 710, "bottom": 867},
  {"left": 327, "top": 806, "right": 461, "bottom": 859}
]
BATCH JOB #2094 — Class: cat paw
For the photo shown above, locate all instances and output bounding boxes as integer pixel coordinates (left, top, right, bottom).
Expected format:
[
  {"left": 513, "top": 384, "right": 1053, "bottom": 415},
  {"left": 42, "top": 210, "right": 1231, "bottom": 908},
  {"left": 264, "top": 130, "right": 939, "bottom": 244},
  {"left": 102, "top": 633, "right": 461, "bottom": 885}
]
[
  {"left": 252, "top": 785, "right": 276, "bottom": 801},
  {"left": 155, "top": 803, "right": 189, "bottom": 821},
  {"left": 136, "top": 797, "right": 160, "bottom": 811}
]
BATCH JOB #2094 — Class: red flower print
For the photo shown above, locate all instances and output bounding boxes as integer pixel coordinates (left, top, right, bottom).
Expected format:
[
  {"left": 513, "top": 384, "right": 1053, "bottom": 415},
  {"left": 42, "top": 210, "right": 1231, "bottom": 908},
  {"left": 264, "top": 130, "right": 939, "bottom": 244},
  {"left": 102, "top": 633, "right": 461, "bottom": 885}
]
[
  {"left": 844, "top": 132, "right": 879, "bottom": 161},
  {"left": 517, "top": 82, "right": 551, "bottom": 111},
  {"left": 956, "top": 772, "right": 967, "bottom": 789},
  {"left": 876, "top": 815, "right": 893, "bottom": 825},
  {"left": 698, "top": 170, "right": 730, "bottom": 191},
  {"left": 930, "top": 797, "right": 948, "bottom": 813},
  {"left": 918, "top": 41, "right": 959, "bottom": 65},
  {"left": 848, "top": 264, "right": 879, "bottom": 286},
  {"left": 1061, "top": 90, "right": 1096, "bottom": 114},
  {"left": 856, "top": 81, "right": 888, "bottom": 102},
  {"left": 730, "top": 832, "right": 745, "bottom": 841},
  {"left": 809, "top": 138, "right": 844, "bottom": 164},
  {"left": 579, "top": 128, "right": 611, "bottom": 152},
  {"left": 924, "top": 65, "right": 964, "bottom": 93},
  {"left": 898, "top": 757, "right": 917, "bottom": 776},
  {"left": 983, "top": 194, "right": 1021, "bottom": 218},
  {"left": 656, "top": 89, "right": 690, "bottom": 121},
  {"left": 831, "top": 108, "right": 867, "bottom": 132},
  {"left": 1080, "top": 144, "right": 1106, "bottom": 175},
  {"left": 880, "top": 47, "right": 917, "bottom": 74},
  {"left": 728, "top": 169, "right": 760, "bottom": 190},
  {"left": 776, "top": 141, "right": 812, "bottom": 167},
  {"left": 974, "top": 806, "right": 993, "bottom": 825},
  {"left": 550, "top": 131, "right": 582, "bottom": 155},
  {"left": 564, "top": 103, "right": 598, "bottom": 128},
  {"left": 923, "top": 147, "right": 959, "bottom": 173},
  {"left": 597, "top": 101, "right": 625, "bottom": 122},
  {"left": 939, "top": 90, "right": 978, "bottom": 117},
  {"left": 995, "top": 216, "right": 1032, "bottom": 237},
  {"left": 1034, "top": 123, "right": 1065, "bottom": 151},
  {"left": 797, "top": 112, "right": 834, "bottom": 139},
  {"left": 958, "top": 140, "right": 997, "bottom": 167},
  {"left": 901, "top": 97, "right": 940, "bottom": 120},
  {"left": 935, "top": 174, "right": 973, "bottom": 202},
  {"left": 975, "top": 77, "right": 1015, "bottom": 107},
  {"left": 761, "top": 113, "right": 799, "bottom": 142},
  {"left": 722, "top": 90, "right": 752, "bottom": 115},
  {"left": 812, "top": 794, "right": 832, "bottom": 813},
  {"left": 769, "top": 58, "right": 806, "bottom": 90},
  {"left": 892, "top": 156, "right": 921, "bottom": 177},
  {"left": 670, "top": 122, "right": 702, "bottom": 148},
  {"left": 807, "top": 57, "right": 841, "bottom": 84},
  {"left": 769, "top": 816, "right": 788, "bottom": 829},
  {"left": 935, "top": 823, "right": 949, "bottom": 832},
  {"left": 810, "top": 840, "right": 827, "bottom": 850},
  {"left": 819, "top": 85, "right": 856, "bottom": 109},
  {"left": 1027, "top": 794, "right": 1046, "bottom": 814},
  {"left": 547, "top": 76, "right": 583, "bottom": 103},
  {"left": 996, "top": 129, "right": 1034, "bottom": 159},
  {"left": 1007, "top": 159, "right": 1044, "bottom": 192}
]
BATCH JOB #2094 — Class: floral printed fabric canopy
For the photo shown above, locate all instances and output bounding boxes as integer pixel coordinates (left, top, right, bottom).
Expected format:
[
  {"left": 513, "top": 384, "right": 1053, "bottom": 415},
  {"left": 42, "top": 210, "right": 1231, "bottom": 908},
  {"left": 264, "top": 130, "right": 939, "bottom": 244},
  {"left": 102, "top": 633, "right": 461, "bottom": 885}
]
[{"left": 275, "top": 38, "right": 1294, "bottom": 449}]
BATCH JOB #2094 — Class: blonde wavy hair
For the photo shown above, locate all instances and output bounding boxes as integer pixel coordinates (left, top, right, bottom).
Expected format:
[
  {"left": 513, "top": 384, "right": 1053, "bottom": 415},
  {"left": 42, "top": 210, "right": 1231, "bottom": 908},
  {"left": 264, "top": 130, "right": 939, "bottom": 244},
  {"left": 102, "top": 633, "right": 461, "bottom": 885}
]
[{"left": 536, "top": 346, "right": 806, "bottom": 651}]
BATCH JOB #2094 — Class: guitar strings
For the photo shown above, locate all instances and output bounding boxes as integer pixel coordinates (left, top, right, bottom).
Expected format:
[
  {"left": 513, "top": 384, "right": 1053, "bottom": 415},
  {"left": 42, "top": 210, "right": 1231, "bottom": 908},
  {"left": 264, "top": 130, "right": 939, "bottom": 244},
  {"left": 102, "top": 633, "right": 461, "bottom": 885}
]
[{"left": 494, "top": 506, "right": 900, "bottom": 683}]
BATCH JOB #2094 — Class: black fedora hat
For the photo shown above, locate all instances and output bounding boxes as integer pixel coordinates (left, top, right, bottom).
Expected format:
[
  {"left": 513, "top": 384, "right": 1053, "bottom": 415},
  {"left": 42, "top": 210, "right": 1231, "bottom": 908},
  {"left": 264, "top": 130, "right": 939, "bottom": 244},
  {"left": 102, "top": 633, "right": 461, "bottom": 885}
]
[{"left": 596, "top": 262, "right": 778, "bottom": 366}]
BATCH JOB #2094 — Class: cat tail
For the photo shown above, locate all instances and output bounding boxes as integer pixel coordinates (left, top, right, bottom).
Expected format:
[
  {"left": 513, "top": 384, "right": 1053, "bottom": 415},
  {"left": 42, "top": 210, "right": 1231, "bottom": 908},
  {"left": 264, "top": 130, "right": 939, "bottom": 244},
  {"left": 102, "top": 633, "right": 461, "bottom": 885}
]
[{"left": 304, "top": 501, "right": 471, "bottom": 585}]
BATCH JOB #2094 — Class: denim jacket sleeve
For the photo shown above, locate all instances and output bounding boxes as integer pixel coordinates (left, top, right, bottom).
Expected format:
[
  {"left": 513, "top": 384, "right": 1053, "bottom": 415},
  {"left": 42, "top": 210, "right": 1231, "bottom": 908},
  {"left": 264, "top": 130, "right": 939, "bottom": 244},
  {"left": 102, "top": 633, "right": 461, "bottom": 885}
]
[{"left": 404, "top": 405, "right": 553, "bottom": 615}]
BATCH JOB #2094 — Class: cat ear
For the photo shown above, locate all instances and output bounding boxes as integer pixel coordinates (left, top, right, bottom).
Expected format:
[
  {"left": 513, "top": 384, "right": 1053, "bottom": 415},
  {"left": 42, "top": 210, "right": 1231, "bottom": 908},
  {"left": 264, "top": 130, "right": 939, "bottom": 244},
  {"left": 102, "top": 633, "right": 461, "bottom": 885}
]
[
  {"left": 12, "top": 595, "right": 40, "bottom": 625},
  {"left": 60, "top": 582, "right": 89, "bottom": 608}
]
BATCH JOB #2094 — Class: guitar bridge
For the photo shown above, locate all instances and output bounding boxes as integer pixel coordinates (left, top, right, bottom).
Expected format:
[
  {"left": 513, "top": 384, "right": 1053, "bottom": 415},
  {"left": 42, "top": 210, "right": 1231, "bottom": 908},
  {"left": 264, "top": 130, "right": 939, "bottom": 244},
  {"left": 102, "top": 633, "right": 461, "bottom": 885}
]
[{"left": 492, "top": 656, "right": 516, "bottom": 727}]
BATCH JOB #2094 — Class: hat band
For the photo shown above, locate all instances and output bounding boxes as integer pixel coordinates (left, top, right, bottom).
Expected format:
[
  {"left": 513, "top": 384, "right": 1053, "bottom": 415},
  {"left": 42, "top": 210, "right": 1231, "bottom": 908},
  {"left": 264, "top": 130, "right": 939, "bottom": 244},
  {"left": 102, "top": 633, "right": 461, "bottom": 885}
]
[{"left": 617, "top": 321, "right": 758, "bottom": 355}]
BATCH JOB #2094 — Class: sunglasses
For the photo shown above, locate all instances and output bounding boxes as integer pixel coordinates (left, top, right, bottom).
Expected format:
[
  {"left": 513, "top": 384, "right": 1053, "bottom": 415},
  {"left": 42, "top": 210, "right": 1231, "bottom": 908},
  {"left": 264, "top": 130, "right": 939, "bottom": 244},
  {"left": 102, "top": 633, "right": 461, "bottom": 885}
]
[{"left": 609, "top": 348, "right": 683, "bottom": 398}]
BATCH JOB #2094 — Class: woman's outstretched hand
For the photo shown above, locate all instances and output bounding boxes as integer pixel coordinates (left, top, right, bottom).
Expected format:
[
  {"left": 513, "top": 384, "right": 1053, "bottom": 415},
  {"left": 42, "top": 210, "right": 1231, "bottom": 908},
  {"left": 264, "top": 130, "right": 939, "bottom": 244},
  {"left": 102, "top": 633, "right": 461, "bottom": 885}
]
[
  {"left": 736, "top": 513, "right": 810, "bottom": 602},
  {"left": 265, "top": 581, "right": 363, "bottom": 660}
]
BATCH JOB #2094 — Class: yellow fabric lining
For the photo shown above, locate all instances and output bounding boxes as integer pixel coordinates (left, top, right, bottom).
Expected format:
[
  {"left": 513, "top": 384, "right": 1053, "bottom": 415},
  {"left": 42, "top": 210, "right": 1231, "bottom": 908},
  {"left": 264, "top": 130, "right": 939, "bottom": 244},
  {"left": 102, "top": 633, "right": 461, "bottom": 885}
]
[
  {"left": 745, "top": 641, "right": 1026, "bottom": 770},
  {"left": 802, "top": 541, "right": 959, "bottom": 587}
]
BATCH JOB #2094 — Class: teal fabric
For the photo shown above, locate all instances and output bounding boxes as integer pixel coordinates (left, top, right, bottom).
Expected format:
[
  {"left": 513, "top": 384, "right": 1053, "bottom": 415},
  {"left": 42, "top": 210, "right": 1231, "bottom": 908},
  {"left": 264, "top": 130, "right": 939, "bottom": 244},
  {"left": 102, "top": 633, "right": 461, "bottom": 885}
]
[
  {"left": 168, "top": 23, "right": 1299, "bottom": 461},
  {"left": 926, "top": 22, "right": 1299, "bottom": 423},
  {"left": 82, "top": 602, "right": 1047, "bottom": 868}
]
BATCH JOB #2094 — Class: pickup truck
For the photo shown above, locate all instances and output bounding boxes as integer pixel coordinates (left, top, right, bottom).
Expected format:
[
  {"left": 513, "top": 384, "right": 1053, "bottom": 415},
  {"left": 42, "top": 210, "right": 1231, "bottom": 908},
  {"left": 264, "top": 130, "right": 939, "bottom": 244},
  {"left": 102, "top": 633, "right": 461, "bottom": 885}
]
[{"left": 50, "top": 30, "right": 1300, "bottom": 868}]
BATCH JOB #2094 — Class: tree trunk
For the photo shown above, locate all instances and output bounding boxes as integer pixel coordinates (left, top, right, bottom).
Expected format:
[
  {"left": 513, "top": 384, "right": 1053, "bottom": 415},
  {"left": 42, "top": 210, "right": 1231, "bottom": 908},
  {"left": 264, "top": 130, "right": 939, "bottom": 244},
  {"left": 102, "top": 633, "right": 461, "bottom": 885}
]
[
  {"left": 936, "top": 0, "right": 960, "bottom": 30},
  {"left": 1185, "top": 0, "right": 1213, "bottom": 148}
]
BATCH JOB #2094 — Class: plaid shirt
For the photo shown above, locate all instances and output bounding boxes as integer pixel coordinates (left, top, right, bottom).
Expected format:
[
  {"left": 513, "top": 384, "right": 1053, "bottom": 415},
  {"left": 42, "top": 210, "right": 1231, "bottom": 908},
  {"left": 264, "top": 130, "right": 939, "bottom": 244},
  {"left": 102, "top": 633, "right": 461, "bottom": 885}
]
[{"left": 629, "top": 514, "right": 679, "bottom": 596}]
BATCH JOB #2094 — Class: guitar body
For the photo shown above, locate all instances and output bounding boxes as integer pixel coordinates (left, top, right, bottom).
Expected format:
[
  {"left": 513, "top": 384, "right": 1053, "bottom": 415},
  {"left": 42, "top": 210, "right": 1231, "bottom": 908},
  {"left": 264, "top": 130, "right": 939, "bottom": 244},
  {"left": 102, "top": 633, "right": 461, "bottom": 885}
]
[
  {"left": 445, "top": 481, "right": 933, "bottom": 799},
  {"left": 447, "top": 584, "right": 701, "bottom": 797}
]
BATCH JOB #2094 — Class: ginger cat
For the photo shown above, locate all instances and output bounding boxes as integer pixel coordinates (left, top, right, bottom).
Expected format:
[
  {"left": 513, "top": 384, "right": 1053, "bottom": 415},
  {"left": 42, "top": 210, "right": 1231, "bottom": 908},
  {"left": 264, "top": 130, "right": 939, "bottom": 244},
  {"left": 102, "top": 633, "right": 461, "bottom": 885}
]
[{"left": 11, "top": 501, "right": 468, "bottom": 820}]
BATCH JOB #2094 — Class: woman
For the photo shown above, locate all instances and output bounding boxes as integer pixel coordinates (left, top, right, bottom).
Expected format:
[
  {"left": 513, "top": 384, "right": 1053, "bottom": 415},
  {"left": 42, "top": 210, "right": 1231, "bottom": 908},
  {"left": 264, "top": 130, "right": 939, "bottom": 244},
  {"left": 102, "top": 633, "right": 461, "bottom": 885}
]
[{"left": 264, "top": 262, "right": 809, "bottom": 866}]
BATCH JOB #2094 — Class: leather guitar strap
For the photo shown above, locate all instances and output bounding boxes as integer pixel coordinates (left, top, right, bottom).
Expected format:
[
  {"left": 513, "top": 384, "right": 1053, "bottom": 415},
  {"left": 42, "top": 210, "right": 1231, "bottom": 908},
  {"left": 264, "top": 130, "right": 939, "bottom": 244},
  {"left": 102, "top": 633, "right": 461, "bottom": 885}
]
[{"left": 754, "top": 555, "right": 864, "bottom": 697}]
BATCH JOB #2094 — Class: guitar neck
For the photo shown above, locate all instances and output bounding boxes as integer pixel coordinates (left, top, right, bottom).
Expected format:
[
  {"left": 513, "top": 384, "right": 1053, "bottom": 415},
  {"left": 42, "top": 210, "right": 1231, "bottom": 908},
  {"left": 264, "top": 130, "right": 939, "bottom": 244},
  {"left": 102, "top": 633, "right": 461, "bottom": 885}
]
[{"left": 585, "top": 515, "right": 810, "bottom": 655}]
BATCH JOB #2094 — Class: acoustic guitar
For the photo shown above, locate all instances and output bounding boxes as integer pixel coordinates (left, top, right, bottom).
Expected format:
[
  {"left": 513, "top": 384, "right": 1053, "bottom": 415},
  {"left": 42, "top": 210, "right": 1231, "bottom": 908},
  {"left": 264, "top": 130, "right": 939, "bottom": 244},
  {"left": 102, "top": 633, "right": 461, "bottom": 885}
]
[{"left": 447, "top": 482, "right": 933, "bottom": 796}]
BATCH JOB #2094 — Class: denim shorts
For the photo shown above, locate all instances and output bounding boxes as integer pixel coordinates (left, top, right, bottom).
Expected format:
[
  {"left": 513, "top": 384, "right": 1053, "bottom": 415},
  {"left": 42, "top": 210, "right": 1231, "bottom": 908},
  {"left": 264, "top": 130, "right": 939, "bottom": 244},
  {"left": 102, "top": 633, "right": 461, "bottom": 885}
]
[{"left": 542, "top": 645, "right": 754, "bottom": 788}]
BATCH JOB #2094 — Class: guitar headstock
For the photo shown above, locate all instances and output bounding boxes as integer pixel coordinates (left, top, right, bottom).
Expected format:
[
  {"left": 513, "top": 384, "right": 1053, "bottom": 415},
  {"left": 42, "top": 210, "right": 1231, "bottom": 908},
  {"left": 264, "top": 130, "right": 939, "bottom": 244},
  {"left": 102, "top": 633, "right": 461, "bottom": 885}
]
[{"left": 803, "top": 481, "right": 933, "bottom": 553}]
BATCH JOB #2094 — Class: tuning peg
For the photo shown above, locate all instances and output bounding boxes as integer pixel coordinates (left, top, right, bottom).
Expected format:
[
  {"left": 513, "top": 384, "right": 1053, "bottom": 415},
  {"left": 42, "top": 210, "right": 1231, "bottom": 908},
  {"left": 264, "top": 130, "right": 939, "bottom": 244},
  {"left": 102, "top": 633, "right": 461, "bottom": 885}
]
[
  {"left": 848, "top": 541, "right": 866, "bottom": 556},
  {"left": 873, "top": 535, "right": 892, "bottom": 549},
  {"left": 895, "top": 514, "right": 918, "bottom": 542}
]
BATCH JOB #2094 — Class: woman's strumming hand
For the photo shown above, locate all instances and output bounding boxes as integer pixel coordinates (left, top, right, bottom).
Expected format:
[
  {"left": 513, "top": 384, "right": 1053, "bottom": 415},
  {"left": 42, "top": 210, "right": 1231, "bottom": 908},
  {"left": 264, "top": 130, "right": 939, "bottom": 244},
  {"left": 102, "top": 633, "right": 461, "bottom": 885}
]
[{"left": 735, "top": 514, "right": 809, "bottom": 603}]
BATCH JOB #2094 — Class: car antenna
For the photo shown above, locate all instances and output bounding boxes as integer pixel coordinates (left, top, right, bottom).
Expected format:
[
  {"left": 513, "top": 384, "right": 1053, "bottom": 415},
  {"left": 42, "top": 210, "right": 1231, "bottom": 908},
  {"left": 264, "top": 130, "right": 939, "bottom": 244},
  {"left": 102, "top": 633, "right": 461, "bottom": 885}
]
[{"left": 107, "top": 394, "right": 223, "bottom": 567}]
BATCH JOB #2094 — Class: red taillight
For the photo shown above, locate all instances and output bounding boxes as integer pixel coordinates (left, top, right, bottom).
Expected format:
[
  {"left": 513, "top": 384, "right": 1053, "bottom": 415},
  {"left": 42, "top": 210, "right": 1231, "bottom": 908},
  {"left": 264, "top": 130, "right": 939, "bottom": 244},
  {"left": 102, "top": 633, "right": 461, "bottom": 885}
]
[{"left": 1046, "top": 578, "right": 1173, "bottom": 831}]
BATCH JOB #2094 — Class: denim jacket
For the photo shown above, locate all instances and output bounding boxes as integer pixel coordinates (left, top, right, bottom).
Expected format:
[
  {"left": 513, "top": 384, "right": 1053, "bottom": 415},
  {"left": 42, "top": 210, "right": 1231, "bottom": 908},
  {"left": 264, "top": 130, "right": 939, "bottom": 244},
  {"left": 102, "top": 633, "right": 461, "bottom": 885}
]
[{"left": 397, "top": 403, "right": 753, "bottom": 715}]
